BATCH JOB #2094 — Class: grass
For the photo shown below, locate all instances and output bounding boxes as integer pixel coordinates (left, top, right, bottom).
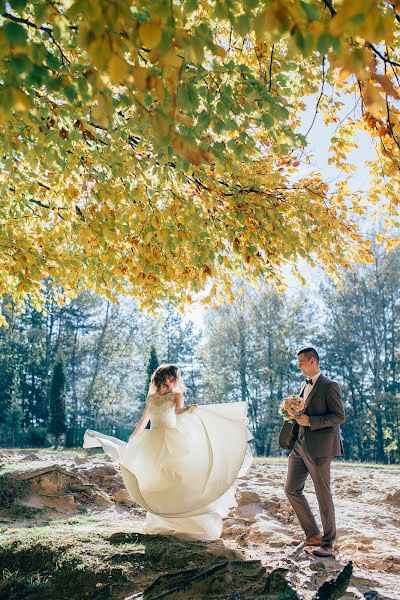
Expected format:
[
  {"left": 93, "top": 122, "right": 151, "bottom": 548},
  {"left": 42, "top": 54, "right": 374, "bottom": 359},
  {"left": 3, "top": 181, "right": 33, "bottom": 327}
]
[
  {"left": 0, "top": 447, "right": 88, "bottom": 456},
  {"left": 0, "top": 516, "right": 250, "bottom": 600},
  {"left": 3, "top": 448, "right": 399, "bottom": 472},
  {"left": 0, "top": 519, "right": 141, "bottom": 599},
  {"left": 254, "top": 456, "right": 400, "bottom": 473}
]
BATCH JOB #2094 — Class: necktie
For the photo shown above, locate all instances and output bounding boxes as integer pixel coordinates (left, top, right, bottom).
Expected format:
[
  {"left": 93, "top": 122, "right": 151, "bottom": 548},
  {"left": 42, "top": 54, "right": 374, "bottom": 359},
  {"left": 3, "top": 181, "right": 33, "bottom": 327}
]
[{"left": 305, "top": 377, "right": 313, "bottom": 385}]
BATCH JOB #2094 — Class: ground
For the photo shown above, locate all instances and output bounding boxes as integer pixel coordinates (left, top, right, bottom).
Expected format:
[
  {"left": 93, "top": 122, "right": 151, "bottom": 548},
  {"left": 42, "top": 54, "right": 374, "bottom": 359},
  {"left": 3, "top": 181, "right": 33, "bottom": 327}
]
[{"left": 0, "top": 449, "right": 399, "bottom": 599}]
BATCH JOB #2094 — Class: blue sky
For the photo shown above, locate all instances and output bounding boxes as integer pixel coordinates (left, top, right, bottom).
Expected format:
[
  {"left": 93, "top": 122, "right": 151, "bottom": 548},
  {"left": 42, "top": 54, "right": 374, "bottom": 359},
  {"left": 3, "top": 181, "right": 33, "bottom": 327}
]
[
  {"left": 302, "top": 93, "right": 374, "bottom": 192},
  {"left": 185, "top": 92, "right": 377, "bottom": 329}
]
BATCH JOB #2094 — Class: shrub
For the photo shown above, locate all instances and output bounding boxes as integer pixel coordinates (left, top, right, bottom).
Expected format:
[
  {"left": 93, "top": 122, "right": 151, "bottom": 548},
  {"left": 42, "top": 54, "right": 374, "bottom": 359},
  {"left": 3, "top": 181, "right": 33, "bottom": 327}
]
[{"left": 26, "top": 427, "right": 51, "bottom": 448}]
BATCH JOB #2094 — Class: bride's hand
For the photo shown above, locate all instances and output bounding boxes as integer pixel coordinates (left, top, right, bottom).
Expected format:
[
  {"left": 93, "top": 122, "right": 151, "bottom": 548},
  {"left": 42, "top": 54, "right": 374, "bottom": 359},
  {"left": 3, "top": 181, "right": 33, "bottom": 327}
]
[{"left": 186, "top": 404, "right": 197, "bottom": 414}]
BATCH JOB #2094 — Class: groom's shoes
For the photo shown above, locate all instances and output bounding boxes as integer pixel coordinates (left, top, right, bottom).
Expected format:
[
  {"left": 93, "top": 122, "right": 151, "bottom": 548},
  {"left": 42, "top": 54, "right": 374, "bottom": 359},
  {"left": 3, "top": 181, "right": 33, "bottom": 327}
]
[
  {"left": 305, "top": 534, "right": 323, "bottom": 546},
  {"left": 312, "top": 544, "right": 335, "bottom": 558},
  {"left": 291, "top": 534, "right": 322, "bottom": 546}
]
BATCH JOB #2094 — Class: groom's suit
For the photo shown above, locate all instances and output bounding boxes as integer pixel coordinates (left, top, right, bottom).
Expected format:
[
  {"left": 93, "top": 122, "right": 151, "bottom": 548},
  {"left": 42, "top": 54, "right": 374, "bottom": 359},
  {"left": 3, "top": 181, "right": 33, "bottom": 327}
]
[{"left": 283, "top": 373, "right": 345, "bottom": 545}]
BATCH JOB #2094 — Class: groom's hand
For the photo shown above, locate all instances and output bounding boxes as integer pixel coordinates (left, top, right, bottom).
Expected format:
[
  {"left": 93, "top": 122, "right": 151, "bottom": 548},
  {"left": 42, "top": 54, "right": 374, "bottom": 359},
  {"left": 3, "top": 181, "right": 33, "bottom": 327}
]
[{"left": 295, "top": 415, "right": 310, "bottom": 426}]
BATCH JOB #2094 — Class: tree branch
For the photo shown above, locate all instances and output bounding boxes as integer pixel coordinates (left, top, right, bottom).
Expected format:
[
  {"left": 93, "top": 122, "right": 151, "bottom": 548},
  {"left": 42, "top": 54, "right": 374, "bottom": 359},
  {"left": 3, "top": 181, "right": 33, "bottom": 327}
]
[
  {"left": 269, "top": 43, "right": 274, "bottom": 92},
  {"left": 1, "top": 11, "right": 70, "bottom": 65},
  {"left": 304, "top": 55, "right": 326, "bottom": 139},
  {"left": 320, "top": 0, "right": 336, "bottom": 16},
  {"left": 367, "top": 42, "right": 400, "bottom": 68}
]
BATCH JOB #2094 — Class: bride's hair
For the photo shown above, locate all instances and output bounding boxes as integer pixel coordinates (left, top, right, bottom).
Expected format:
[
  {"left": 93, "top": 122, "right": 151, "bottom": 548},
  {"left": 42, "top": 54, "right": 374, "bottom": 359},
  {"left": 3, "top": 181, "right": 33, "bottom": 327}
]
[{"left": 148, "top": 364, "right": 186, "bottom": 395}]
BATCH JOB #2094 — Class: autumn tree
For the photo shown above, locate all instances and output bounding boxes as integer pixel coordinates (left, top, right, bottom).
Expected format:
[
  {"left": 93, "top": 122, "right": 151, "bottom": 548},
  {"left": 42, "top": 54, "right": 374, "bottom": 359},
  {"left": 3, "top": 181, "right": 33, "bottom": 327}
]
[{"left": 1, "top": 0, "right": 399, "bottom": 320}]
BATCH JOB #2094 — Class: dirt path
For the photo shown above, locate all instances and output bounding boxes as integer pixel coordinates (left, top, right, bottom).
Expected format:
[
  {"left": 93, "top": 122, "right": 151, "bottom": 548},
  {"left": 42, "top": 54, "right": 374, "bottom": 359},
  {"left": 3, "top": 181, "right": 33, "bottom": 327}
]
[
  {"left": 225, "top": 459, "right": 400, "bottom": 599},
  {"left": 1, "top": 450, "right": 399, "bottom": 599}
]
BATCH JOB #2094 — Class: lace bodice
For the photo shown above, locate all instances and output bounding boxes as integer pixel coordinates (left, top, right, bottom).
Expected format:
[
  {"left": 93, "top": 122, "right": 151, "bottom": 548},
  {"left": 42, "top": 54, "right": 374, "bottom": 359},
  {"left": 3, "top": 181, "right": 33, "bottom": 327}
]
[{"left": 146, "top": 392, "right": 177, "bottom": 429}]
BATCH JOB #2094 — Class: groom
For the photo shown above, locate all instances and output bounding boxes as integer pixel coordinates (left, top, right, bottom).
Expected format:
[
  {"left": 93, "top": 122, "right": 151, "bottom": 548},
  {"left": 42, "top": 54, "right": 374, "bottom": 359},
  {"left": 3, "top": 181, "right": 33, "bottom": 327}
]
[{"left": 280, "top": 347, "right": 345, "bottom": 558}]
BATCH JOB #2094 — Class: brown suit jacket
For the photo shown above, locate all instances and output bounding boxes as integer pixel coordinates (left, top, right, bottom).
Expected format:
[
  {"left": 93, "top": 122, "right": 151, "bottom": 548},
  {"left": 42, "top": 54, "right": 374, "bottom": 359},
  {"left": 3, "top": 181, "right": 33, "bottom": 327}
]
[{"left": 279, "top": 373, "right": 345, "bottom": 458}]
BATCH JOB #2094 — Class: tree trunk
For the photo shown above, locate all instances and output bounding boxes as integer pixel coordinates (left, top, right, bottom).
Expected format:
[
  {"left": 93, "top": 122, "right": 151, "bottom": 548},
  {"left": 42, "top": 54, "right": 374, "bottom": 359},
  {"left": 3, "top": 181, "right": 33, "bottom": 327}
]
[
  {"left": 84, "top": 302, "right": 111, "bottom": 426},
  {"left": 375, "top": 409, "right": 385, "bottom": 463}
]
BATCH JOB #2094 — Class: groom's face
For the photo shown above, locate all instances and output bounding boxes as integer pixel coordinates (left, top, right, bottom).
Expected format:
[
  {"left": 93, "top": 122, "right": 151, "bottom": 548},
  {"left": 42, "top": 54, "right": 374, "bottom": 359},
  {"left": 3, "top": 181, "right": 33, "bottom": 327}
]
[{"left": 297, "top": 355, "right": 317, "bottom": 377}]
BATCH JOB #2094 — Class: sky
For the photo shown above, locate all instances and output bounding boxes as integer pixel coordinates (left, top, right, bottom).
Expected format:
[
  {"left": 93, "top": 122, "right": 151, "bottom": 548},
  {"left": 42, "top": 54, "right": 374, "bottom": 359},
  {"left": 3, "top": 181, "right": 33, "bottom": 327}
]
[{"left": 184, "top": 91, "right": 377, "bottom": 330}]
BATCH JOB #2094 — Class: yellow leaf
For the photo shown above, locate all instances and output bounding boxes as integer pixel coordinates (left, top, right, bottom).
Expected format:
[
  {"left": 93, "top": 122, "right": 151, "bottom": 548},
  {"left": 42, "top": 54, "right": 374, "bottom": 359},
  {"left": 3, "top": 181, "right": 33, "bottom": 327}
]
[
  {"left": 149, "top": 75, "right": 164, "bottom": 102},
  {"left": 12, "top": 89, "right": 30, "bottom": 111},
  {"left": 159, "top": 48, "right": 183, "bottom": 68},
  {"left": 88, "top": 37, "right": 109, "bottom": 69},
  {"left": 108, "top": 55, "right": 128, "bottom": 84},
  {"left": 0, "top": 315, "right": 9, "bottom": 328},
  {"left": 139, "top": 21, "right": 162, "bottom": 48},
  {"left": 133, "top": 66, "right": 149, "bottom": 92},
  {"left": 92, "top": 95, "right": 112, "bottom": 128},
  {"left": 67, "top": 184, "right": 79, "bottom": 198}
]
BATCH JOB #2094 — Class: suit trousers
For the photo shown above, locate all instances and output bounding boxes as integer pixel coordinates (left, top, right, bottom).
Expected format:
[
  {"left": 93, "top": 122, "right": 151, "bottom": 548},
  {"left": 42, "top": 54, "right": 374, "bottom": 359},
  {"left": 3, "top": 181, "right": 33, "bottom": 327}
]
[{"left": 284, "top": 438, "right": 336, "bottom": 545}]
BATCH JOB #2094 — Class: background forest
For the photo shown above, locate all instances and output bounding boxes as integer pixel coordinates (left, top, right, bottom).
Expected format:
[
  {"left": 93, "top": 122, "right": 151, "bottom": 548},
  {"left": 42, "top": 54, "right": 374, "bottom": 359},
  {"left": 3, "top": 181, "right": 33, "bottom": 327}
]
[{"left": 0, "top": 246, "right": 399, "bottom": 464}]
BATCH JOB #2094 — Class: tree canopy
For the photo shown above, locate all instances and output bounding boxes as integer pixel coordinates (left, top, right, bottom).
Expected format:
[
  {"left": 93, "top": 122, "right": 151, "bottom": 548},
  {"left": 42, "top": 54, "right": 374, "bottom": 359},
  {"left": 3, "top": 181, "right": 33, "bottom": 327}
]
[{"left": 1, "top": 0, "right": 399, "bottom": 323}]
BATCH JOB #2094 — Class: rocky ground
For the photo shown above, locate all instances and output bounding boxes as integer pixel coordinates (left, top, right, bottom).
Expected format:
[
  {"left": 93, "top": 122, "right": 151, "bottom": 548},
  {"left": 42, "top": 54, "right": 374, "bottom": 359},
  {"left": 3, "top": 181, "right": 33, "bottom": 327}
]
[{"left": 0, "top": 449, "right": 399, "bottom": 599}]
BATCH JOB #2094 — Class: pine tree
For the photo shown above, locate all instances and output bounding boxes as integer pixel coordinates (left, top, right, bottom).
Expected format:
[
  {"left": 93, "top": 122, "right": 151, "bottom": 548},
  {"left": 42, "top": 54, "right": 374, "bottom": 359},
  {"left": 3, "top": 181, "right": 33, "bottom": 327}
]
[{"left": 49, "top": 358, "right": 66, "bottom": 449}]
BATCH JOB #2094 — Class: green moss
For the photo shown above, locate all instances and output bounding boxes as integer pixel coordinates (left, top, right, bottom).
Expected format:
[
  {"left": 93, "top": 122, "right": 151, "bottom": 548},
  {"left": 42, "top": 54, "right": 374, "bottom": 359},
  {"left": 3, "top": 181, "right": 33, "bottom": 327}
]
[
  {"left": 0, "top": 524, "right": 143, "bottom": 600},
  {"left": 0, "top": 522, "right": 246, "bottom": 600},
  {"left": 3, "top": 503, "right": 44, "bottom": 520},
  {"left": 0, "top": 473, "right": 29, "bottom": 508}
]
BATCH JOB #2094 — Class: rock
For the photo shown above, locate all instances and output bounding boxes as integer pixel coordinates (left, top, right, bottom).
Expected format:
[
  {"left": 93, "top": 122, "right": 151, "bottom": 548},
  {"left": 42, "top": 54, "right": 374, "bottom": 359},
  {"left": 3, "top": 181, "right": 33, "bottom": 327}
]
[
  {"left": 269, "top": 540, "right": 287, "bottom": 548},
  {"left": 84, "top": 447, "right": 103, "bottom": 455},
  {"left": 14, "top": 465, "right": 79, "bottom": 493},
  {"left": 80, "top": 464, "right": 121, "bottom": 494},
  {"left": 114, "top": 489, "right": 136, "bottom": 507},
  {"left": 74, "top": 456, "right": 90, "bottom": 465},
  {"left": 237, "top": 491, "right": 261, "bottom": 506},
  {"left": 364, "top": 591, "right": 378, "bottom": 600},
  {"left": 142, "top": 558, "right": 300, "bottom": 600},
  {"left": 236, "top": 501, "right": 263, "bottom": 519},
  {"left": 385, "top": 489, "right": 400, "bottom": 504},
  {"left": 91, "top": 465, "right": 117, "bottom": 477},
  {"left": 144, "top": 561, "right": 232, "bottom": 598},
  {"left": 263, "top": 567, "right": 299, "bottom": 596},
  {"left": 263, "top": 499, "right": 279, "bottom": 508},
  {"left": 313, "top": 562, "right": 353, "bottom": 599},
  {"left": 20, "top": 493, "right": 76, "bottom": 512},
  {"left": 310, "top": 561, "right": 327, "bottom": 572},
  {"left": 91, "top": 489, "right": 113, "bottom": 506},
  {"left": 20, "top": 453, "right": 40, "bottom": 461},
  {"left": 7, "top": 464, "right": 113, "bottom": 512}
]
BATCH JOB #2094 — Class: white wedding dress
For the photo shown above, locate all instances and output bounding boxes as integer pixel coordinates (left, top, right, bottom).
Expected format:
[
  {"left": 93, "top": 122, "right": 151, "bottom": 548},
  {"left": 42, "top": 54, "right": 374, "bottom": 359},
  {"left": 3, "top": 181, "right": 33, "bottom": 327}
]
[{"left": 83, "top": 393, "right": 252, "bottom": 541}]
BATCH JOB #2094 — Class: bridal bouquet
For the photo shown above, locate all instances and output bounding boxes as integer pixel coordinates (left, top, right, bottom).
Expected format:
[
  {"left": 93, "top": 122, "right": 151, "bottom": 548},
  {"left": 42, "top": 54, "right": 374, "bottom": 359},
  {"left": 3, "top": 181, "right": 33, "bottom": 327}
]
[{"left": 278, "top": 395, "right": 305, "bottom": 421}]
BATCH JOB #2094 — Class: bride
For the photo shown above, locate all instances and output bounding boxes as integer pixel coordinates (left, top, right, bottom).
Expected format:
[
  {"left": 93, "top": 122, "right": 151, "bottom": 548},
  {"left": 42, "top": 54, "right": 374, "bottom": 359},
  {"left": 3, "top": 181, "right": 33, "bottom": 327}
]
[{"left": 84, "top": 364, "right": 252, "bottom": 541}]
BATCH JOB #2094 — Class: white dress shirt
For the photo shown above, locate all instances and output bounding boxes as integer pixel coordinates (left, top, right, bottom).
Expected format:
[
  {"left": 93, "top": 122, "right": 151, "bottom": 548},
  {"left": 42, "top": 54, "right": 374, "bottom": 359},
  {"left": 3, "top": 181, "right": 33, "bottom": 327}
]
[{"left": 301, "top": 371, "right": 321, "bottom": 402}]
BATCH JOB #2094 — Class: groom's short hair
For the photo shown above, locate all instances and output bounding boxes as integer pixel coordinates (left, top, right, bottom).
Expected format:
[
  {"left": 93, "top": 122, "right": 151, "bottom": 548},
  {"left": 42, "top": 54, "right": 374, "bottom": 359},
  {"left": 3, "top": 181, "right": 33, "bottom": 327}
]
[{"left": 297, "top": 347, "right": 319, "bottom": 363}]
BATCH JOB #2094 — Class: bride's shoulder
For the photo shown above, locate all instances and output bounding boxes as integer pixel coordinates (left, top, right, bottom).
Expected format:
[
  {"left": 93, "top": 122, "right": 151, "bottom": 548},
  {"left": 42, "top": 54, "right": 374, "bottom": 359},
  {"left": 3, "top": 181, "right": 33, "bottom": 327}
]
[
  {"left": 146, "top": 391, "right": 176, "bottom": 406},
  {"left": 149, "top": 391, "right": 175, "bottom": 398}
]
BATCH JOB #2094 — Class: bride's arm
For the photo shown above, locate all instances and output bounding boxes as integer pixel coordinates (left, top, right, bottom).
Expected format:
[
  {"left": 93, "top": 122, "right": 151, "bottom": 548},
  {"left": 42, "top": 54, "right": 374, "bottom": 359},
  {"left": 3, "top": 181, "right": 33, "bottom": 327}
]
[
  {"left": 128, "top": 406, "right": 150, "bottom": 441},
  {"left": 174, "top": 392, "right": 196, "bottom": 414}
]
